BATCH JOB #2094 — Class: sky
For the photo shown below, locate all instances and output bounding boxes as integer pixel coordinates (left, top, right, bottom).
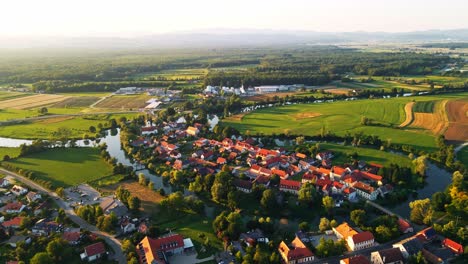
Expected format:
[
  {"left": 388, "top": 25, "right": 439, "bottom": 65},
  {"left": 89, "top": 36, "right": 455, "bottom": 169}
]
[{"left": 1, "top": 0, "right": 467, "bottom": 37}]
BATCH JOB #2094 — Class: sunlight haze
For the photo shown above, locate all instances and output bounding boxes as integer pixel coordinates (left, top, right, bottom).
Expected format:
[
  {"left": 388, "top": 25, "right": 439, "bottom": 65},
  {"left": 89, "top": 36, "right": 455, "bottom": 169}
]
[{"left": 1, "top": 0, "right": 467, "bottom": 36}]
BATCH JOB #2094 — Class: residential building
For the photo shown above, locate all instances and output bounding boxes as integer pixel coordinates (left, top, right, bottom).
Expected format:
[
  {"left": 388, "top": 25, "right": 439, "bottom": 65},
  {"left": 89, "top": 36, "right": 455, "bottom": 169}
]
[
  {"left": 333, "top": 222, "right": 358, "bottom": 240},
  {"left": 347, "top": 231, "right": 375, "bottom": 251},
  {"left": 239, "top": 229, "right": 269, "bottom": 247},
  {"left": 341, "top": 255, "right": 371, "bottom": 264},
  {"left": 279, "top": 179, "right": 301, "bottom": 195},
  {"left": 371, "top": 248, "right": 404, "bottom": 264},
  {"left": 99, "top": 196, "right": 128, "bottom": 217},
  {"left": 352, "top": 182, "right": 379, "bottom": 200},
  {"left": 11, "top": 185, "right": 28, "bottom": 196},
  {"left": 186, "top": 126, "right": 199, "bottom": 136},
  {"left": 26, "top": 192, "right": 42, "bottom": 203},
  {"left": 2, "top": 202, "right": 26, "bottom": 214},
  {"left": 62, "top": 231, "right": 81, "bottom": 245},
  {"left": 0, "top": 178, "right": 10, "bottom": 187},
  {"left": 31, "top": 219, "right": 62, "bottom": 236},
  {"left": 137, "top": 234, "right": 185, "bottom": 264},
  {"left": 233, "top": 179, "right": 253, "bottom": 193},
  {"left": 393, "top": 237, "right": 423, "bottom": 258},
  {"left": 1, "top": 217, "right": 23, "bottom": 229},
  {"left": 397, "top": 219, "right": 413, "bottom": 234},
  {"left": 80, "top": 242, "right": 106, "bottom": 262},
  {"left": 278, "top": 236, "right": 314, "bottom": 264},
  {"left": 442, "top": 238, "right": 464, "bottom": 255}
]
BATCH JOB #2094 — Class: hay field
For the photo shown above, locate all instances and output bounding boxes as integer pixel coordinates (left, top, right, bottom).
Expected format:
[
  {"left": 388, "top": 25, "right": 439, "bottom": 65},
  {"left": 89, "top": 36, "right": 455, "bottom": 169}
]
[
  {"left": 95, "top": 95, "right": 152, "bottom": 109},
  {"left": 410, "top": 100, "right": 449, "bottom": 135},
  {"left": 445, "top": 99, "right": 468, "bottom": 141},
  {"left": 399, "top": 102, "right": 414, "bottom": 128},
  {"left": 52, "top": 96, "right": 100, "bottom": 108},
  {"left": 0, "top": 94, "right": 69, "bottom": 109}
]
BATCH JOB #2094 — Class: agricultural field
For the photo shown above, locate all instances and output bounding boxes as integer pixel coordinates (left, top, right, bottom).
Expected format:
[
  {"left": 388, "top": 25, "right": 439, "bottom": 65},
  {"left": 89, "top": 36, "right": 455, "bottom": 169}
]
[
  {"left": 0, "top": 94, "right": 70, "bottom": 109},
  {"left": 319, "top": 143, "right": 412, "bottom": 167},
  {"left": 409, "top": 100, "right": 448, "bottom": 137},
  {"left": 100, "top": 181, "right": 164, "bottom": 211},
  {"left": 52, "top": 96, "right": 100, "bottom": 108},
  {"left": 413, "top": 101, "right": 436, "bottom": 113},
  {"left": 95, "top": 94, "right": 153, "bottom": 109},
  {"left": 223, "top": 93, "right": 468, "bottom": 152},
  {"left": 0, "top": 147, "right": 20, "bottom": 159},
  {"left": 134, "top": 68, "right": 207, "bottom": 81},
  {"left": 0, "top": 91, "right": 33, "bottom": 101},
  {"left": 3, "top": 148, "right": 114, "bottom": 188},
  {"left": 444, "top": 99, "right": 468, "bottom": 142},
  {"left": 0, "top": 113, "right": 138, "bottom": 139}
]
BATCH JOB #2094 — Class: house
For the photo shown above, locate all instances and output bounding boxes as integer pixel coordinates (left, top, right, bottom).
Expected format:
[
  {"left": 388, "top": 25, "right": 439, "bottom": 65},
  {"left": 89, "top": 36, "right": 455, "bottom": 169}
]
[
  {"left": 272, "top": 168, "right": 289, "bottom": 179},
  {"left": 352, "top": 182, "right": 379, "bottom": 200},
  {"left": 302, "top": 171, "right": 318, "bottom": 184},
  {"left": 397, "top": 219, "right": 413, "bottom": 233},
  {"left": 393, "top": 237, "right": 423, "bottom": 258},
  {"left": 417, "top": 227, "right": 437, "bottom": 242},
  {"left": 347, "top": 231, "right": 375, "bottom": 251},
  {"left": 138, "top": 222, "right": 149, "bottom": 234},
  {"left": 0, "top": 178, "right": 10, "bottom": 187},
  {"left": 239, "top": 229, "right": 269, "bottom": 247},
  {"left": 442, "top": 238, "right": 464, "bottom": 255},
  {"left": 2, "top": 217, "right": 23, "bottom": 229},
  {"left": 186, "top": 126, "right": 200, "bottom": 136},
  {"left": 279, "top": 179, "right": 301, "bottom": 194},
  {"left": 137, "top": 234, "right": 185, "bottom": 264},
  {"left": 120, "top": 218, "right": 136, "bottom": 234},
  {"left": 80, "top": 242, "right": 106, "bottom": 262},
  {"left": 141, "top": 126, "right": 158, "bottom": 135},
  {"left": 99, "top": 196, "right": 129, "bottom": 217},
  {"left": 2, "top": 202, "right": 26, "bottom": 214},
  {"left": 360, "top": 171, "right": 383, "bottom": 185},
  {"left": 11, "top": 185, "right": 28, "bottom": 196},
  {"left": 233, "top": 179, "right": 253, "bottom": 193},
  {"left": 6, "top": 235, "right": 30, "bottom": 248},
  {"left": 333, "top": 222, "right": 358, "bottom": 240},
  {"left": 32, "top": 219, "right": 62, "bottom": 236},
  {"left": 216, "top": 157, "right": 227, "bottom": 165},
  {"left": 278, "top": 236, "right": 314, "bottom": 264},
  {"left": 62, "top": 231, "right": 81, "bottom": 245},
  {"left": 343, "top": 187, "right": 357, "bottom": 200},
  {"left": 421, "top": 248, "right": 445, "bottom": 264},
  {"left": 371, "top": 248, "right": 404, "bottom": 264},
  {"left": 26, "top": 192, "right": 42, "bottom": 203},
  {"left": 316, "top": 151, "right": 333, "bottom": 161},
  {"left": 341, "top": 254, "right": 371, "bottom": 264}
]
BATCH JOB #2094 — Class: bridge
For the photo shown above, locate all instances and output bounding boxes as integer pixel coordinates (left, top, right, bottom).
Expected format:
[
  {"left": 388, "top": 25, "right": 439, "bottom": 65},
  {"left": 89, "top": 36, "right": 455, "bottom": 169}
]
[{"left": 366, "top": 200, "right": 408, "bottom": 222}]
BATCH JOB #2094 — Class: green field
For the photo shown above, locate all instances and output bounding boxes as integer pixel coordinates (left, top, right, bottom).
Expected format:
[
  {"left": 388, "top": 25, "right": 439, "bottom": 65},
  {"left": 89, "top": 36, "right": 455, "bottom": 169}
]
[
  {"left": 0, "top": 92, "right": 33, "bottom": 101},
  {"left": 0, "top": 147, "right": 20, "bottom": 159},
  {"left": 224, "top": 93, "right": 468, "bottom": 152},
  {"left": 320, "top": 143, "right": 412, "bottom": 167},
  {"left": 413, "top": 101, "right": 435, "bottom": 113},
  {"left": 3, "top": 148, "right": 114, "bottom": 187},
  {"left": 0, "top": 113, "right": 138, "bottom": 139}
]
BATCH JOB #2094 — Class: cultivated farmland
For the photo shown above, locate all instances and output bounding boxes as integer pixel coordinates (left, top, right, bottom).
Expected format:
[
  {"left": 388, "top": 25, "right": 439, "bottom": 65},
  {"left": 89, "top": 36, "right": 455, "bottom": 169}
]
[
  {"left": 410, "top": 100, "right": 449, "bottom": 136},
  {"left": 52, "top": 96, "right": 100, "bottom": 108},
  {"left": 0, "top": 94, "right": 70, "bottom": 109},
  {"left": 95, "top": 94, "right": 152, "bottom": 109},
  {"left": 413, "top": 101, "right": 436, "bottom": 113},
  {"left": 445, "top": 99, "right": 468, "bottom": 142}
]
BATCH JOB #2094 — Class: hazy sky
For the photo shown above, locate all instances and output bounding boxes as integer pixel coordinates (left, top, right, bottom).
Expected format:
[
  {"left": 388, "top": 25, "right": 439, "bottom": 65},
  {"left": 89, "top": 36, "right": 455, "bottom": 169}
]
[{"left": 1, "top": 0, "right": 467, "bottom": 36}]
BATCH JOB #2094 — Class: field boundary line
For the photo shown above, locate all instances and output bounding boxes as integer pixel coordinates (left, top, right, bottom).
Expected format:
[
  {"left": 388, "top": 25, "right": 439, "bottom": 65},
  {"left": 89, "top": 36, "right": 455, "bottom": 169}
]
[{"left": 399, "top": 102, "right": 414, "bottom": 128}]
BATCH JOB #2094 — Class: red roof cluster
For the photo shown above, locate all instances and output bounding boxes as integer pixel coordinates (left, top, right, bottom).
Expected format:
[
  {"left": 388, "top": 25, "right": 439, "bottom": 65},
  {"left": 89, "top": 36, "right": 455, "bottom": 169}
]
[
  {"left": 85, "top": 242, "right": 106, "bottom": 257},
  {"left": 351, "top": 231, "right": 374, "bottom": 244}
]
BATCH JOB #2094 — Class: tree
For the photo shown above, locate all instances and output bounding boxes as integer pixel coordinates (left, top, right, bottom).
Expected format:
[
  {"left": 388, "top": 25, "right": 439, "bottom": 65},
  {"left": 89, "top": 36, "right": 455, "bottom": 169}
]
[
  {"left": 330, "top": 219, "right": 338, "bottom": 228},
  {"left": 128, "top": 196, "right": 141, "bottom": 212},
  {"left": 412, "top": 156, "right": 428, "bottom": 177},
  {"left": 138, "top": 173, "right": 147, "bottom": 185},
  {"left": 148, "top": 181, "right": 154, "bottom": 190},
  {"left": 122, "top": 239, "right": 136, "bottom": 254},
  {"left": 319, "top": 217, "right": 330, "bottom": 232},
  {"left": 350, "top": 209, "right": 366, "bottom": 226},
  {"left": 322, "top": 196, "right": 334, "bottom": 214},
  {"left": 38, "top": 107, "right": 48, "bottom": 115},
  {"left": 89, "top": 126, "right": 97, "bottom": 133},
  {"left": 299, "top": 221, "right": 310, "bottom": 231},
  {"left": 409, "top": 198, "right": 433, "bottom": 225},
  {"left": 30, "top": 252, "right": 53, "bottom": 264},
  {"left": 55, "top": 187, "right": 64, "bottom": 197},
  {"left": 298, "top": 182, "right": 316, "bottom": 206},
  {"left": 46, "top": 238, "right": 66, "bottom": 261},
  {"left": 260, "top": 189, "right": 278, "bottom": 212},
  {"left": 227, "top": 191, "right": 240, "bottom": 210}
]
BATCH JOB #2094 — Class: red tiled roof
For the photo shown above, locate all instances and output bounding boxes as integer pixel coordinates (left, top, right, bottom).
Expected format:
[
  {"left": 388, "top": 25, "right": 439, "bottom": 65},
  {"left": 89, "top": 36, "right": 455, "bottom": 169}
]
[
  {"left": 341, "top": 254, "right": 370, "bottom": 264},
  {"left": 2, "top": 217, "right": 23, "bottom": 227},
  {"left": 272, "top": 168, "right": 288, "bottom": 179},
  {"left": 397, "top": 218, "right": 412, "bottom": 232},
  {"left": 360, "top": 171, "right": 382, "bottom": 182},
  {"left": 141, "top": 126, "right": 157, "bottom": 132},
  {"left": 351, "top": 231, "right": 374, "bottom": 244},
  {"left": 353, "top": 182, "right": 375, "bottom": 194},
  {"left": 280, "top": 179, "right": 301, "bottom": 190},
  {"left": 4, "top": 202, "right": 24, "bottom": 210},
  {"left": 216, "top": 157, "right": 227, "bottom": 164},
  {"left": 148, "top": 234, "right": 184, "bottom": 253},
  {"left": 443, "top": 238, "right": 464, "bottom": 254},
  {"left": 332, "top": 166, "right": 346, "bottom": 175},
  {"left": 63, "top": 231, "right": 81, "bottom": 242},
  {"left": 85, "top": 242, "right": 106, "bottom": 257}
]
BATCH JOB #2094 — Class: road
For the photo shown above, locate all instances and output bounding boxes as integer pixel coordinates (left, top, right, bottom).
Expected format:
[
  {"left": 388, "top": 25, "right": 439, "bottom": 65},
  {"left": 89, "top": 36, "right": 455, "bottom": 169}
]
[{"left": 0, "top": 168, "right": 126, "bottom": 264}]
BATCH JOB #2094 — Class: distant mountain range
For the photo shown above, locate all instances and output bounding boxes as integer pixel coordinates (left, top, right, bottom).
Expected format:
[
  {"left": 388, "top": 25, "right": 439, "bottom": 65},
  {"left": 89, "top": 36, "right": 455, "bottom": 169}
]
[{"left": 1, "top": 29, "right": 468, "bottom": 49}]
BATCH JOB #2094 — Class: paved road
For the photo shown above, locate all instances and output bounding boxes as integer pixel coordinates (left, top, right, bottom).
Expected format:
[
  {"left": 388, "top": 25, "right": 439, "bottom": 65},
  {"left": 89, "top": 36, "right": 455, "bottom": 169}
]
[{"left": 0, "top": 168, "right": 126, "bottom": 264}]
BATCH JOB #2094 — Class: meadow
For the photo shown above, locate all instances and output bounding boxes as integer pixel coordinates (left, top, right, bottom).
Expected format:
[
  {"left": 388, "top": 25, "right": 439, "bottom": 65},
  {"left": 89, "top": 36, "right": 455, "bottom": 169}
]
[
  {"left": 95, "top": 94, "right": 153, "bottom": 109},
  {"left": 0, "top": 147, "right": 20, "bottom": 159},
  {"left": 224, "top": 93, "right": 468, "bottom": 152},
  {"left": 0, "top": 113, "right": 138, "bottom": 139},
  {"left": 3, "top": 148, "right": 114, "bottom": 187}
]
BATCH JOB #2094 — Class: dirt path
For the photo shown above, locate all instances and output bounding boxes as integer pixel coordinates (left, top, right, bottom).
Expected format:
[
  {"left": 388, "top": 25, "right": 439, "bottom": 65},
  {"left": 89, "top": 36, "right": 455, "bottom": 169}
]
[{"left": 399, "top": 102, "right": 414, "bottom": 127}]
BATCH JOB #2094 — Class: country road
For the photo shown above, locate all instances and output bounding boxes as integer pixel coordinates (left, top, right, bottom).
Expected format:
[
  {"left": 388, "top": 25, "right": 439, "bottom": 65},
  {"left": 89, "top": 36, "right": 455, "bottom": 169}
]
[{"left": 0, "top": 168, "right": 126, "bottom": 264}]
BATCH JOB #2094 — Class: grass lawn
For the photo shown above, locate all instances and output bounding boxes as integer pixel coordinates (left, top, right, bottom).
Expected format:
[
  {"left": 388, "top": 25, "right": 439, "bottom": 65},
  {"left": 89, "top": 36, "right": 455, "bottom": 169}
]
[
  {"left": 223, "top": 93, "right": 468, "bottom": 152},
  {"left": 155, "top": 213, "right": 223, "bottom": 259},
  {"left": 319, "top": 143, "right": 412, "bottom": 167},
  {"left": 3, "top": 148, "right": 114, "bottom": 188},
  {"left": 0, "top": 113, "right": 138, "bottom": 139},
  {"left": 0, "top": 147, "right": 20, "bottom": 159}
]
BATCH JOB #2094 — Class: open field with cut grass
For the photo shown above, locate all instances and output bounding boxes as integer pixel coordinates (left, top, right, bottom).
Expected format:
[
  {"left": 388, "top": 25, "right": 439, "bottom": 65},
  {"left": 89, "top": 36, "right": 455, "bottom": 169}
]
[
  {"left": 319, "top": 143, "right": 412, "bottom": 167},
  {"left": 0, "top": 113, "right": 138, "bottom": 139},
  {"left": 2, "top": 148, "right": 114, "bottom": 188},
  {"left": 224, "top": 93, "right": 468, "bottom": 152},
  {"left": 52, "top": 96, "right": 100, "bottom": 108},
  {"left": 0, "top": 94, "right": 70, "bottom": 109},
  {"left": 0, "top": 147, "right": 20, "bottom": 159},
  {"left": 95, "top": 94, "right": 153, "bottom": 109}
]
